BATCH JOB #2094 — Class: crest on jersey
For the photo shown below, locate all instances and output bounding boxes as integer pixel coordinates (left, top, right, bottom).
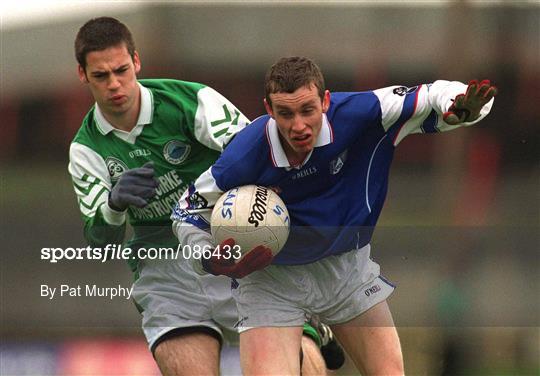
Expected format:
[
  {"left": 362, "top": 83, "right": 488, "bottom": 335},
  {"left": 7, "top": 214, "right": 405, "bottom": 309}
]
[
  {"left": 393, "top": 86, "right": 419, "bottom": 96},
  {"left": 187, "top": 191, "right": 208, "bottom": 210},
  {"left": 330, "top": 150, "right": 348, "bottom": 175},
  {"left": 163, "top": 140, "right": 191, "bottom": 165},
  {"left": 105, "top": 157, "right": 128, "bottom": 181}
]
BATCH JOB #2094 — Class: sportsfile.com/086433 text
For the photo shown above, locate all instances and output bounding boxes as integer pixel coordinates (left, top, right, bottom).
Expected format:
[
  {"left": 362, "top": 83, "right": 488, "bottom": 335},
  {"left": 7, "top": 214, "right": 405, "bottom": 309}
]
[{"left": 40, "top": 244, "right": 242, "bottom": 263}]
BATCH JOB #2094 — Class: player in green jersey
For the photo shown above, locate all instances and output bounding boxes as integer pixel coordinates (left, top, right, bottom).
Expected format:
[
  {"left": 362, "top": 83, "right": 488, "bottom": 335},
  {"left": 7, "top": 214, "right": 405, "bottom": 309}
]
[{"left": 69, "top": 17, "right": 342, "bottom": 375}]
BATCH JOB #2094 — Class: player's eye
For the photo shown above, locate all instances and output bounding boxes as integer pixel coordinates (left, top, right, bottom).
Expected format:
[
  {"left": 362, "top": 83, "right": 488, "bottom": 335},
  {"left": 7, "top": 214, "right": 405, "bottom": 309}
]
[{"left": 278, "top": 111, "right": 293, "bottom": 118}]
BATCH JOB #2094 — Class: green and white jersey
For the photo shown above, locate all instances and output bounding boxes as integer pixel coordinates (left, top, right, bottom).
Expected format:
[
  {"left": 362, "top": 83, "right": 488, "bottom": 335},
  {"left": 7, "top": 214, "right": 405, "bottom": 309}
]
[{"left": 68, "top": 79, "right": 249, "bottom": 269}]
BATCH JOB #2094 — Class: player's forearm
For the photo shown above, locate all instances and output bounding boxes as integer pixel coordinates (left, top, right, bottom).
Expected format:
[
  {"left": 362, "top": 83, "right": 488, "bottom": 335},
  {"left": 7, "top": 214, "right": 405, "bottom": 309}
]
[
  {"left": 375, "top": 80, "right": 495, "bottom": 146},
  {"left": 170, "top": 168, "right": 223, "bottom": 230},
  {"left": 69, "top": 142, "right": 128, "bottom": 247}
]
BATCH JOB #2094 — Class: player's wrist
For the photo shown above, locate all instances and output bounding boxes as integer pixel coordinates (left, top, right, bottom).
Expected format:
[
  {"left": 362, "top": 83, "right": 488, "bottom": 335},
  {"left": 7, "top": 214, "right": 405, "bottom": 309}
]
[
  {"left": 194, "top": 257, "right": 212, "bottom": 276},
  {"left": 108, "top": 192, "right": 127, "bottom": 212},
  {"left": 200, "top": 257, "right": 215, "bottom": 275},
  {"left": 101, "top": 196, "right": 128, "bottom": 226}
]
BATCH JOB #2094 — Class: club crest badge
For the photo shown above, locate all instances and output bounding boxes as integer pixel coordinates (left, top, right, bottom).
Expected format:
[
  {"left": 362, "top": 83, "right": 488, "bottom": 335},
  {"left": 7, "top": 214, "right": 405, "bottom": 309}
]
[
  {"left": 163, "top": 140, "right": 191, "bottom": 165},
  {"left": 187, "top": 191, "right": 208, "bottom": 210},
  {"left": 330, "top": 150, "right": 348, "bottom": 175},
  {"left": 105, "top": 157, "right": 128, "bottom": 181},
  {"left": 393, "top": 86, "right": 419, "bottom": 96}
]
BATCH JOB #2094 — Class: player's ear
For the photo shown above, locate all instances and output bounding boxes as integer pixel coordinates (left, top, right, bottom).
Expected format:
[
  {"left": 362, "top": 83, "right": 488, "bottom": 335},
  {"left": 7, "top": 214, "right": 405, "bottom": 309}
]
[
  {"left": 322, "top": 90, "right": 330, "bottom": 113},
  {"left": 264, "top": 98, "right": 274, "bottom": 118},
  {"left": 78, "top": 65, "right": 88, "bottom": 83},
  {"left": 133, "top": 51, "right": 141, "bottom": 74}
]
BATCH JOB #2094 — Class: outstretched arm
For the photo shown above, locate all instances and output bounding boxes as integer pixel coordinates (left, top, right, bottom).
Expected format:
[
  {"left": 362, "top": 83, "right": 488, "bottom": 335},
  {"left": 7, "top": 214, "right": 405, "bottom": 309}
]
[{"left": 373, "top": 79, "right": 497, "bottom": 146}]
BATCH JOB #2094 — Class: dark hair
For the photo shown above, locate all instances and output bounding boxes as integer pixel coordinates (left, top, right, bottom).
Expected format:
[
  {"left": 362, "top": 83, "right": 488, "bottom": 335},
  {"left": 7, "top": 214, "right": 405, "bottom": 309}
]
[
  {"left": 264, "top": 56, "right": 325, "bottom": 106},
  {"left": 75, "top": 17, "right": 136, "bottom": 70}
]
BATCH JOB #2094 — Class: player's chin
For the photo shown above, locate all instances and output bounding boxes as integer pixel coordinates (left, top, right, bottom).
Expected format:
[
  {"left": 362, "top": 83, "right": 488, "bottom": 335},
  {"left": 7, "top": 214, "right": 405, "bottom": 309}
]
[
  {"left": 107, "top": 102, "right": 130, "bottom": 114},
  {"left": 295, "top": 144, "right": 314, "bottom": 155}
]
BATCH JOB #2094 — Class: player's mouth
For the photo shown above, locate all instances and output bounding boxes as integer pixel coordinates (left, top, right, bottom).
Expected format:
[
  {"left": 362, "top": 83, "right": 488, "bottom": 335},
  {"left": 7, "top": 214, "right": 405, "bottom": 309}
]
[
  {"left": 110, "top": 95, "right": 127, "bottom": 105},
  {"left": 291, "top": 134, "right": 312, "bottom": 147}
]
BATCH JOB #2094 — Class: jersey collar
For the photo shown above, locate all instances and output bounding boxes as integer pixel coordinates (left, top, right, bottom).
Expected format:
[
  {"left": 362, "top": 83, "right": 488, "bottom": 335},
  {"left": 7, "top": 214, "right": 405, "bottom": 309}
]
[
  {"left": 94, "top": 83, "right": 153, "bottom": 136},
  {"left": 265, "top": 113, "right": 333, "bottom": 169}
]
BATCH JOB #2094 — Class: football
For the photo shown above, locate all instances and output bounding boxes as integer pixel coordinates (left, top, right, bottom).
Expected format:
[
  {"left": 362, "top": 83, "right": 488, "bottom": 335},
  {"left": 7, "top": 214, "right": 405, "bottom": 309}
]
[{"left": 211, "top": 185, "right": 290, "bottom": 258}]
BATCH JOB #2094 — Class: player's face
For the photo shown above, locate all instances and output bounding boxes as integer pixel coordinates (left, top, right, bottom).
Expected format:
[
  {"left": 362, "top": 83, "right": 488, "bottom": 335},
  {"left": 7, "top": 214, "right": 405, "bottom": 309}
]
[
  {"left": 78, "top": 43, "right": 141, "bottom": 118},
  {"left": 265, "top": 84, "right": 330, "bottom": 163}
]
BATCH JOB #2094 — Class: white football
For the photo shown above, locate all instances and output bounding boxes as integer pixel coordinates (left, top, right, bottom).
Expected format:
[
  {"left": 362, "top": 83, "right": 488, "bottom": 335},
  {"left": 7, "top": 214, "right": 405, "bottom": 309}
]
[{"left": 211, "top": 185, "right": 290, "bottom": 258}]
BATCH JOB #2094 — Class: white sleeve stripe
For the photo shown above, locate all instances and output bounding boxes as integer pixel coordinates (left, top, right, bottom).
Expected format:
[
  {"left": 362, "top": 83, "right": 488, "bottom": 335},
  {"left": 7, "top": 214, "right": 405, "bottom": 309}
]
[
  {"left": 79, "top": 186, "right": 108, "bottom": 210},
  {"left": 365, "top": 134, "right": 388, "bottom": 213},
  {"left": 69, "top": 142, "right": 120, "bottom": 223}
]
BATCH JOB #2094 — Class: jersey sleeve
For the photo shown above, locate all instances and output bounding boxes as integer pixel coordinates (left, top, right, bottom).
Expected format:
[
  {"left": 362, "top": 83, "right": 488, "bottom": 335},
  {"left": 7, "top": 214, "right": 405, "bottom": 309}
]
[
  {"left": 171, "top": 168, "right": 223, "bottom": 230},
  {"left": 171, "top": 167, "right": 223, "bottom": 258},
  {"left": 192, "top": 86, "right": 250, "bottom": 151},
  {"left": 373, "top": 80, "right": 495, "bottom": 146},
  {"left": 68, "top": 142, "right": 126, "bottom": 246}
]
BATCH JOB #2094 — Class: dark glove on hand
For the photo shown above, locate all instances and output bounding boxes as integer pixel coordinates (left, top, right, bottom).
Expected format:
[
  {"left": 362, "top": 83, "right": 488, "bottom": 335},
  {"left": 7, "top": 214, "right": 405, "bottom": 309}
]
[
  {"left": 443, "top": 79, "right": 498, "bottom": 125},
  {"left": 108, "top": 161, "right": 159, "bottom": 211},
  {"left": 202, "top": 238, "right": 274, "bottom": 279}
]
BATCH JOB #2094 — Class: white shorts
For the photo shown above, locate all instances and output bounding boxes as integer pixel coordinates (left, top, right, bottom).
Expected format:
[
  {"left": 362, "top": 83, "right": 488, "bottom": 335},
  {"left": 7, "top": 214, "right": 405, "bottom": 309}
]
[
  {"left": 132, "top": 257, "right": 238, "bottom": 351},
  {"left": 232, "top": 244, "right": 395, "bottom": 330}
]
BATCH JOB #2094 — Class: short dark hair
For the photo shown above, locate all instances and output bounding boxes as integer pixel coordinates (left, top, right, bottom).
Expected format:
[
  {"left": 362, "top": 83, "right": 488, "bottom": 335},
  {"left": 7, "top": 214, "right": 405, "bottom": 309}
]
[
  {"left": 75, "top": 17, "right": 136, "bottom": 70},
  {"left": 264, "top": 56, "right": 325, "bottom": 107}
]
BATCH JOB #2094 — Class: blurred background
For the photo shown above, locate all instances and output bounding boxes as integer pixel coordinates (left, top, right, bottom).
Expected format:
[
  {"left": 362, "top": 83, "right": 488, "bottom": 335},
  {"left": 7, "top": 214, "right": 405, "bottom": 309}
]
[{"left": 1, "top": 0, "right": 538, "bottom": 375}]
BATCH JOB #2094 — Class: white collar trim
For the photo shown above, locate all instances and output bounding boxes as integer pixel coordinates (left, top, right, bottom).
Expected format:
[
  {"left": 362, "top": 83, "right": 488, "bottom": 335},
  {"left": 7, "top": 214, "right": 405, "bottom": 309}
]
[{"left": 265, "top": 113, "right": 333, "bottom": 169}]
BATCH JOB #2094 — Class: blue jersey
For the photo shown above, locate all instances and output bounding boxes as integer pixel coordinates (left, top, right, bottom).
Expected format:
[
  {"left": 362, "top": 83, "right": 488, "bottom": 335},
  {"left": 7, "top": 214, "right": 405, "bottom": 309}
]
[{"left": 173, "top": 81, "right": 494, "bottom": 265}]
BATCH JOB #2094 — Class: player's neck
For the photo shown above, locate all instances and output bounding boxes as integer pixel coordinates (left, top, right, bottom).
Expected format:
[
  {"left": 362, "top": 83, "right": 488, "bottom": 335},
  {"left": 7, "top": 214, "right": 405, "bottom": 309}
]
[{"left": 283, "top": 145, "right": 308, "bottom": 168}]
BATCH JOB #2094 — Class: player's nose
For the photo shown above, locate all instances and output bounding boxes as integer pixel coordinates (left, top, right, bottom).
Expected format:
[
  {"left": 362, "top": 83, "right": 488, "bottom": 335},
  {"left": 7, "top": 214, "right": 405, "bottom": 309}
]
[
  {"left": 291, "top": 114, "right": 306, "bottom": 133},
  {"left": 107, "top": 74, "right": 121, "bottom": 90}
]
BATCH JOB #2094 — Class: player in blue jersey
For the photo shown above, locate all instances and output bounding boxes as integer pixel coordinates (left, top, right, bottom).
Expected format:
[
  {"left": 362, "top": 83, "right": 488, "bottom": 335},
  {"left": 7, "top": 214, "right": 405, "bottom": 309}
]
[
  {"left": 71, "top": 17, "right": 339, "bottom": 375},
  {"left": 172, "top": 56, "right": 497, "bottom": 374}
]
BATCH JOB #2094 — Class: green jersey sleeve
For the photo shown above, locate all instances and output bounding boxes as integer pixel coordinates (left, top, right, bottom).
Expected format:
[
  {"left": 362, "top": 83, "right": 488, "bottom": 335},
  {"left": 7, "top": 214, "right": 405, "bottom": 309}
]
[
  {"left": 192, "top": 86, "right": 250, "bottom": 151},
  {"left": 68, "top": 142, "right": 126, "bottom": 247}
]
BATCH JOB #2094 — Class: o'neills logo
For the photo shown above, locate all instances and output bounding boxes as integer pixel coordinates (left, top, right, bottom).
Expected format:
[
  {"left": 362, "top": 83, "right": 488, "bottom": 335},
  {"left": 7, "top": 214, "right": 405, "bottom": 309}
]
[{"left": 248, "top": 186, "right": 268, "bottom": 227}]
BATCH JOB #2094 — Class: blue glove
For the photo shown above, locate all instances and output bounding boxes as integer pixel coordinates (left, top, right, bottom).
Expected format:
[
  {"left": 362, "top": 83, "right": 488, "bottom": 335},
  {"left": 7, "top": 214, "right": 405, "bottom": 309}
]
[{"left": 108, "top": 162, "right": 159, "bottom": 211}]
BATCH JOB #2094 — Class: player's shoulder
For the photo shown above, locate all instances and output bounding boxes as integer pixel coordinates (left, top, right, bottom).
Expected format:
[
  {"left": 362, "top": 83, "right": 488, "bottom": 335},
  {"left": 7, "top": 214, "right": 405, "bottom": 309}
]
[
  {"left": 212, "top": 115, "right": 270, "bottom": 183},
  {"left": 328, "top": 91, "right": 382, "bottom": 124},
  {"left": 234, "top": 114, "right": 268, "bottom": 138},
  {"left": 69, "top": 112, "right": 104, "bottom": 166},
  {"left": 221, "top": 115, "right": 268, "bottom": 156},
  {"left": 71, "top": 107, "right": 101, "bottom": 146},
  {"left": 222, "top": 115, "right": 267, "bottom": 152},
  {"left": 329, "top": 91, "right": 379, "bottom": 111}
]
